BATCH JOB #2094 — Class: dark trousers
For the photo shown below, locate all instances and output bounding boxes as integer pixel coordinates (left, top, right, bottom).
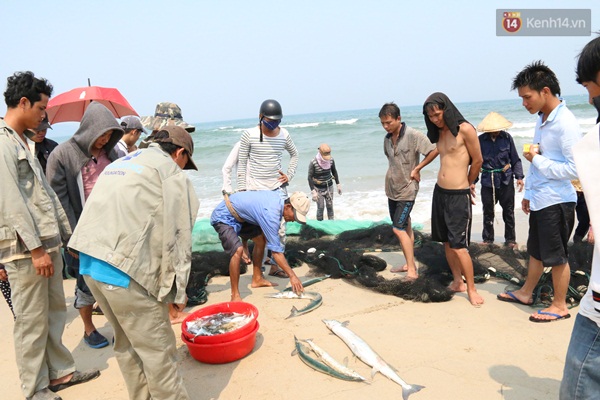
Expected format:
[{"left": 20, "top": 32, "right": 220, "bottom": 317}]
[
  {"left": 574, "top": 191, "right": 590, "bottom": 241},
  {"left": 481, "top": 183, "right": 516, "bottom": 243}
]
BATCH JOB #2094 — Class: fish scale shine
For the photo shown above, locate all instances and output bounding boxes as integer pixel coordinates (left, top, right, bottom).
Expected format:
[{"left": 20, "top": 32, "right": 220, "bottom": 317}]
[{"left": 322, "top": 319, "right": 424, "bottom": 400}]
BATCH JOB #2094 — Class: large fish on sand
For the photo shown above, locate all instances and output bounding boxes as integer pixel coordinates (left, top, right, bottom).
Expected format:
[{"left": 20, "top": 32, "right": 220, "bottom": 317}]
[
  {"left": 292, "top": 336, "right": 365, "bottom": 382},
  {"left": 265, "top": 291, "right": 322, "bottom": 318},
  {"left": 322, "top": 319, "right": 424, "bottom": 400},
  {"left": 302, "top": 338, "right": 367, "bottom": 382}
]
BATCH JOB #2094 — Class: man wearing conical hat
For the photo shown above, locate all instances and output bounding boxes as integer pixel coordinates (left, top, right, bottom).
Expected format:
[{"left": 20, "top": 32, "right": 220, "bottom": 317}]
[{"left": 476, "top": 112, "right": 524, "bottom": 248}]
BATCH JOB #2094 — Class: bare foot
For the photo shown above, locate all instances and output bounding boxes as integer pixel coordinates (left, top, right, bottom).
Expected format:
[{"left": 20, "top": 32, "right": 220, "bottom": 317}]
[
  {"left": 467, "top": 289, "right": 485, "bottom": 306},
  {"left": 251, "top": 277, "right": 278, "bottom": 288},
  {"left": 230, "top": 294, "right": 243, "bottom": 302},
  {"left": 170, "top": 311, "right": 189, "bottom": 325},
  {"left": 448, "top": 281, "right": 467, "bottom": 292},
  {"left": 405, "top": 271, "right": 418, "bottom": 280},
  {"left": 390, "top": 264, "right": 408, "bottom": 273}
]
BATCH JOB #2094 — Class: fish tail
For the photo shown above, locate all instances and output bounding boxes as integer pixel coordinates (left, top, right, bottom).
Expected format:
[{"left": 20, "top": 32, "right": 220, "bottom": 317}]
[
  {"left": 286, "top": 306, "right": 299, "bottom": 319},
  {"left": 402, "top": 384, "right": 425, "bottom": 400}
]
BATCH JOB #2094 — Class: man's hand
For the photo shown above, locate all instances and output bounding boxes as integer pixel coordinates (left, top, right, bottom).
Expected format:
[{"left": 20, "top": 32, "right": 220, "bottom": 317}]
[
  {"left": 277, "top": 171, "right": 289, "bottom": 184},
  {"left": 31, "top": 247, "right": 54, "bottom": 278},
  {"left": 289, "top": 274, "right": 304, "bottom": 295},
  {"left": 522, "top": 199, "right": 530, "bottom": 215},
  {"left": 588, "top": 226, "right": 594, "bottom": 245},
  {"left": 337, "top": 184, "right": 342, "bottom": 195},
  {"left": 523, "top": 146, "right": 539, "bottom": 163},
  {"left": 410, "top": 168, "right": 421, "bottom": 183},
  {"left": 311, "top": 189, "right": 318, "bottom": 202},
  {"left": 469, "top": 183, "right": 477, "bottom": 205},
  {"left": 516, "top": 179, "right": 524, "bottom": 192}
]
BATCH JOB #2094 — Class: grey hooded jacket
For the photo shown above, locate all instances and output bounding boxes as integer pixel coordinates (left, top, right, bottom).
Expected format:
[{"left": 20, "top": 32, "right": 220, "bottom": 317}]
[{"left": 46, "top": 102, "right": 123, "bottom": 230}]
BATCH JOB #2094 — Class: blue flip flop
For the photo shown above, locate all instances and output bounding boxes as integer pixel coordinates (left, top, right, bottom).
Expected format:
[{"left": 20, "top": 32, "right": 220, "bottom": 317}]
[
  {"left": 497, "top": 291, "right": 533, "bottom": 305},
  {"left": 529, "top": 311, "right": 571, "bottom": 323}
]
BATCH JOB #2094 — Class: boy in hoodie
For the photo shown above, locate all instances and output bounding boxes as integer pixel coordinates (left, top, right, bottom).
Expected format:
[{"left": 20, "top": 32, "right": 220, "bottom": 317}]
[{"left": 47, "top": 102, "right": 123, "bottom": 348}]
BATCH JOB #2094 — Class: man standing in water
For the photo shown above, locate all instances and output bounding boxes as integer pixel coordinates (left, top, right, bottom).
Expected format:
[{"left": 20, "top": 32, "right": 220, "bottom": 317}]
[
  {"left": 423, "top": 92, "right": 484, "bottom": 306},
  {"left": 380, "top": 102, "right": 438, "bottom": 279}
]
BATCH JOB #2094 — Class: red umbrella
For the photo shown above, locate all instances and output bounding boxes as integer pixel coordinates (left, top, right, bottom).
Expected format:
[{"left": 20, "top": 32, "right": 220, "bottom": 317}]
[{"left": 46, "top": 86, "right": 138, "bottom": 124}]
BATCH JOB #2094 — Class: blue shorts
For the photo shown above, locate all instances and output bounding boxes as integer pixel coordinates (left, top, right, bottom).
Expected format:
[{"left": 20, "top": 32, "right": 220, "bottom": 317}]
[{"left": 388, "top": 199, "right": 414, "bottom": 231}]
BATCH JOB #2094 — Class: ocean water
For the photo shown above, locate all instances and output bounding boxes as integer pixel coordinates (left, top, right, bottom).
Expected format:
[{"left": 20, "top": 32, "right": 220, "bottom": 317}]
[
  {"left": 48, "top": 95, "right": 598, "bottom": 228},
  {"left": 187, "top": 94, "right": 597, "bottom": 226}
]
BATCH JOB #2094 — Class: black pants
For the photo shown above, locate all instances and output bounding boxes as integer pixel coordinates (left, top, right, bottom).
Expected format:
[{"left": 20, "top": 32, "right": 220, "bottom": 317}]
[
  {"left": 574, "top": 191, "right": 590, "bottom": 241},
  {"left": 481, "top": 183, "right": 515, "bottom": 243}
]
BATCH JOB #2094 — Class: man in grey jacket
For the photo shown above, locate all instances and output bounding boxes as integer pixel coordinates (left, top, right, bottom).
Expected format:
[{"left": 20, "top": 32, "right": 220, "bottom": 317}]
[
  {"left": 47, "top": 102, "right": 123, "bottom": 349},
  {"left": 68, "top": 125, "right": 199, "bottom": 400},
  {"left": 0, "top": 71, "right": 99, "bottom": 400}
]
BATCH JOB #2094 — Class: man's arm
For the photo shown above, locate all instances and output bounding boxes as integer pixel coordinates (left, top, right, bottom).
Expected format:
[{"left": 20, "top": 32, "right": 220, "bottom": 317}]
[
  {"left": 222, "top": 142, "right": 240, "bottom": 193},
  {"left": 462, "top": 124, "right": 483, "bottom": 186},
  {"left": 508, "top": 135, "right": 524, "bottom": 191},
  {"left": 284, "top": 135, "right": 299, "bottom": 182},
  {"left": 236, "top": 132, "right": 250, "bottom": 191},
  {"left": 411, "top": 148, "right": 439, "bottom": 182}
]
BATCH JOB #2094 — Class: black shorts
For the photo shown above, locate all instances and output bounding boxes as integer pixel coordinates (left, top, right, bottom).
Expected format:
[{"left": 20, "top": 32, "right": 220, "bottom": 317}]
[
  {"left": 388, "top": 199, "right": 414, "bottom": 230},
  {"left": 527, "top": 202, "right": 575, "bottom": 267},
  {"left": 213, "top": 222, "right": 263, "bottom": 258},
  {"left": 431, "top": 184, "right": 472, "bottom": 249}
]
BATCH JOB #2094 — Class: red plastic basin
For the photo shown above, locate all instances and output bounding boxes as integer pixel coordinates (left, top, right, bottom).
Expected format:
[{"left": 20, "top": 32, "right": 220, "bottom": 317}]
[
  {"left": 182, "top": 301, "right": 259, "bottom": 344},
  {"left": 182, "top": 321, "right": 259, "bottom": 364}
]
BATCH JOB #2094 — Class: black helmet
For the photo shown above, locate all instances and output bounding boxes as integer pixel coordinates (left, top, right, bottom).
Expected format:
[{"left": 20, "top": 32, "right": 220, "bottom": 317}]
[{"left": 259, "top": 99, "right": 283, "bottom": 120}]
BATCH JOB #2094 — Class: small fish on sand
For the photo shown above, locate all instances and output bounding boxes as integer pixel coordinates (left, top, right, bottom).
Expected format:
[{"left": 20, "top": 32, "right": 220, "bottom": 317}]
[{"left": 265, "top": 291, "right": 323, "bottom": 318}]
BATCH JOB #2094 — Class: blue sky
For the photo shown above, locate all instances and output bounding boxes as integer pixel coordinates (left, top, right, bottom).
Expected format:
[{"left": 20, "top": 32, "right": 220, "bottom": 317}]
[{"left": 2, "top": 1, "right": 598, "bottom": 124}]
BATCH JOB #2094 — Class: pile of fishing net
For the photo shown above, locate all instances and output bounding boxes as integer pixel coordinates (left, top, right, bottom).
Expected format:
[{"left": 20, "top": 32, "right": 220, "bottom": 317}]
[{"left": 186, "top": 223, "right": 593, "bottom": 308}]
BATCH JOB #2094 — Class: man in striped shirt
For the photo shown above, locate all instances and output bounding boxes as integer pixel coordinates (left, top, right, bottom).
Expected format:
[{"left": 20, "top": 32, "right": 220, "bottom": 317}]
[{"left": 237, "top": 99, "right": 298, "bottom": 195}]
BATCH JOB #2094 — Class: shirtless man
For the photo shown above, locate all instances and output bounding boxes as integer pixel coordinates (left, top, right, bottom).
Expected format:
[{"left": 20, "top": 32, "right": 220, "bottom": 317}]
[{"left": 423, "top": 92, "right": 484, "bottom": 306}]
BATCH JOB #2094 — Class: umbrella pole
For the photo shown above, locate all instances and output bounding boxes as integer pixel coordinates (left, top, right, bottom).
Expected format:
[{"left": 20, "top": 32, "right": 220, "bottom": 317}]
[{"left": 87, "top": 78, "right": 91, "bottom": 87}]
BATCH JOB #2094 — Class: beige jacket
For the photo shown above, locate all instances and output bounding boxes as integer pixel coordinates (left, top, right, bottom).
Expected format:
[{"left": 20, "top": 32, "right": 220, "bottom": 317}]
[
  {"left": 0, "top": 120, "right": 71, "bottom": 263},
  {"left": 68, "top": 144, "right": 199, "bottom": 303}
]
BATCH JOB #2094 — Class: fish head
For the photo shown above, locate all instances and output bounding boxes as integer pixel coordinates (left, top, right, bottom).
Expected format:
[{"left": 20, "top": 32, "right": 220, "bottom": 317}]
[{"left": 322, "top": 319, "right": 339, "bottom": 331}]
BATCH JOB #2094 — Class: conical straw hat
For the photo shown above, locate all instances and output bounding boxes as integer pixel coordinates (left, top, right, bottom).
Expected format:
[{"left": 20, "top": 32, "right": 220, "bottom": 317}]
[{"left": 477, "top": 112, "right": 513, "bottom": 133}]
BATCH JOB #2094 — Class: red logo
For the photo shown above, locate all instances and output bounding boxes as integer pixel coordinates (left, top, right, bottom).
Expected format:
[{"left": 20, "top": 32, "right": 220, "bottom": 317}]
[{"left": 502, "top": 11, "right": 522, "bottom": 33}]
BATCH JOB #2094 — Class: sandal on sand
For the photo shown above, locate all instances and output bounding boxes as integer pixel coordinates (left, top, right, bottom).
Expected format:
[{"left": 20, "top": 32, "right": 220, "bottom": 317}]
[
  {"left": 49, "top": 370, "right": 100, "bottom": 392},
  {"left": 268, "top": 269, "right": 288, "bottom": 278},
  {"left": 529, "top": 311, "right": 571, "bottom": 323}
]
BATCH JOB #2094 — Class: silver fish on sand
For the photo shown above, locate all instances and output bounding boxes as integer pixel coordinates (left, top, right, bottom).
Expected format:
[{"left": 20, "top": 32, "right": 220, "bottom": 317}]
[
  {"left": 302, "top": 338, "right": 367, "bottom": 382},
  {"left": 283, "top": 275, "right": 331, "bottom": 292},
  {"left": 292, "top": 336, "right": 365, "bottom": 382},
  {"left": 322, "top": 319, "right": 424, "bottom": 400},
  {"left": 265, "top": 291, "right": 323, "bottom": 319}
]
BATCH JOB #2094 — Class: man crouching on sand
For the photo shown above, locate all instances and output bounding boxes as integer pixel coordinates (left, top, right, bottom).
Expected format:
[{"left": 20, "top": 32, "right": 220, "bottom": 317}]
[
  {"left": 423, "top": 92, "right": 485, "bottom": 306},
  {"left": 211, "top": 191, "right": 309, "bottom": 301}
]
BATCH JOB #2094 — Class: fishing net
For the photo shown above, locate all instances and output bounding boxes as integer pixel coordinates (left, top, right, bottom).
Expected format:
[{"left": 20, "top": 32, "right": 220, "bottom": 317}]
[{"left": 186, "top": 222, "right": 593, "bottom": 307}]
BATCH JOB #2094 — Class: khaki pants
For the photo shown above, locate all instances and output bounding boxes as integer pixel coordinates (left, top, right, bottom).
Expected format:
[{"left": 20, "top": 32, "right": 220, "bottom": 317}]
[
  {"left": 85, "top": 276, "right": 189, "bottom": 400},
  {"left": 5, "top": 250, "right": 75, "bottom": 397}
]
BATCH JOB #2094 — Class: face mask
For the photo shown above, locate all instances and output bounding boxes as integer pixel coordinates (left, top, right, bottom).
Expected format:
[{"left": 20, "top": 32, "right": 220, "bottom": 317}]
[{"left": 262, "top": 119, "right": 281, "bottom": 131}]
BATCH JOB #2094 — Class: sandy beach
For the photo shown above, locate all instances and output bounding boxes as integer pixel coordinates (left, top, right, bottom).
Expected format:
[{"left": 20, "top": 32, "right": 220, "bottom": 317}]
[{"left": 1, "top": 212, "right": 577, "bottom": 400}]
